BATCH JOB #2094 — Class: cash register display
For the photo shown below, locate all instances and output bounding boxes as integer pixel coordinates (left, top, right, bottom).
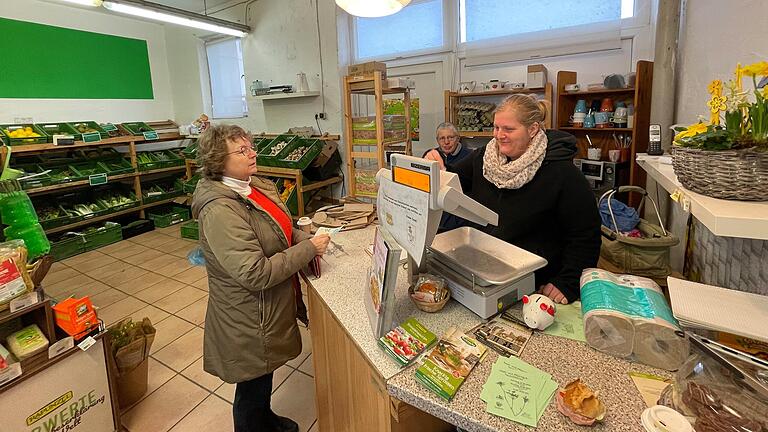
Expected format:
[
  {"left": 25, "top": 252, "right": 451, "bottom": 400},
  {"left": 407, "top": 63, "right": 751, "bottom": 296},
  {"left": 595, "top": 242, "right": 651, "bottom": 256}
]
[{"left": 579, "top": 161, "right": 604, "bottom": 181}]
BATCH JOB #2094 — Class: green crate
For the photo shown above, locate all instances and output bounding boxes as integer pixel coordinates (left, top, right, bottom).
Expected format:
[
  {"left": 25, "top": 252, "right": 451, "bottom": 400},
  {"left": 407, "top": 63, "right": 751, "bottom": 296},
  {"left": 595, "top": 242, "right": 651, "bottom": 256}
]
[
  {"left": 0, "top": 124, "right": 48, "bottom": 145},
  {"left": 252, "top": 137, "right": 270, "bottom": 152},
  {"left": 182, "top": 174, "right": 201, "bottom": 194},
  {"left": 142, "top": 178, "right": 184, "bottom": 203},
  {"left": 82, "top": 222, "right": 123, "bottom": 251},
  {"left": 50, "top": 234, "right": 87, "bottom": 261},
  {"left": 136, "top": 151, "right": 164, "bottom": 171},
  {"left": 147, "top": 205, "right": 191, "bottom": 227},
  {"left": 97, "top": 158, "right": 134, "bottom": 176},
  {"left": 180, "top": 219, "right": 199, "bottom": 240},
  {"left": 121, "top": 122, "right": 155, "bottom": 136},
  {"left": 274, "top": 138, "right": 323, "bottom": 170},
  {"left": 37, "top": 122, "right": 79, "bottom": 143},
  {"left": 75, "top": 147, "right": 122, "bottom": 160},
  {"left": 257, "top": 135, "right": 297, "bottom": 167},
  {"left": 68, "top": 121, "right": 109, "bottom": 140},
  {"left": 70, "top": 161, "right": 107, "bottom": 179},
  {"left": 37, "top": 205, "right": 78, "bottom": 230},
  {"left": 285, "top": 183, "right": 313, "bottom": 216},
  {"left": 157, "top": 149, "right": 184, "bottom": 167},
  {"left": 182, "top": 140, "right": 198, "bottom": 159},
  {"left": 17, "top": 166, "right": 53, "bottom": 190},
  {"left": 45, "top": 166, "right": 80, "bottom": 185}
]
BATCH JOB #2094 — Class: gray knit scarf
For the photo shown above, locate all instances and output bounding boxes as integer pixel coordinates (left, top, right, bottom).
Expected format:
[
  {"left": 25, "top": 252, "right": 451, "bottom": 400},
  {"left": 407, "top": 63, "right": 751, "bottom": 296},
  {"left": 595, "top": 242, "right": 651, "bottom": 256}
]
[{"left": 482, "top": 130, "right": 547, "bottom": 189}]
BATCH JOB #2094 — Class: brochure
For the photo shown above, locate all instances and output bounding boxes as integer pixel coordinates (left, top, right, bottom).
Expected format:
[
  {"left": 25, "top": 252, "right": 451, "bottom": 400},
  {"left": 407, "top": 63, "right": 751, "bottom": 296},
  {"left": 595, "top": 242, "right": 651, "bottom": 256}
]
[
  {"left": 415, "top": 327, "right": 487, "bottom": 401},
  {"left": 471, "top": 316, "right": 532, "bottom": 357},
  {"left": 377, "top": 317, "right": 436, "bottom": 367}
]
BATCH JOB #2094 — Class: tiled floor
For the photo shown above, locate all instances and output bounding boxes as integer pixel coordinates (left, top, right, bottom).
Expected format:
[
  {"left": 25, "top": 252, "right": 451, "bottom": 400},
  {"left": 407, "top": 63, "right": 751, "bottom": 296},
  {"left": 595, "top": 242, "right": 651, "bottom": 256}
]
[{"left": 43, "top": 225, "right": 318, "bottom": 432}]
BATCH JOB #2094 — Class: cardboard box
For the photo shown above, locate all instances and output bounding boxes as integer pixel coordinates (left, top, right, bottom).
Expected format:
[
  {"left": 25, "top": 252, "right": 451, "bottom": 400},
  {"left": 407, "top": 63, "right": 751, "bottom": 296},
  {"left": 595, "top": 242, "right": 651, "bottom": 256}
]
[
  {"left": 527, "top": 64, "right": 548, "bottom": 89},
  {"left": 349, "top": 77, "right": 413, "bottom": 92},
  {"left": 348, "top": 61, "right": 387, "bottom": 79}
]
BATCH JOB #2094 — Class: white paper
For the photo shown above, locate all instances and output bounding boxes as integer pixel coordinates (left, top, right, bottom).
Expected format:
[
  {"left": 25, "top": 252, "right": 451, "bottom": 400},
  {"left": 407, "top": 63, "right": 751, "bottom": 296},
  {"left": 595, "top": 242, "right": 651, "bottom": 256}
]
[
  {"left": 0, "top": 362, "right": 22, "bottom": 386},
  {"left": 48, "top": 336, "right": 75, "bottom": 359},
  {"left": 377, "top": 179, "right": 429, "bottom": 265},
  {"left": 314, "top": 226, "right": 343, "bottom": 236},
  {"left": 9, "top": 291, "right": 40, "bottom": 313},
  {"left": 77, "top": 336, "right": 96, "bottom": 352}
]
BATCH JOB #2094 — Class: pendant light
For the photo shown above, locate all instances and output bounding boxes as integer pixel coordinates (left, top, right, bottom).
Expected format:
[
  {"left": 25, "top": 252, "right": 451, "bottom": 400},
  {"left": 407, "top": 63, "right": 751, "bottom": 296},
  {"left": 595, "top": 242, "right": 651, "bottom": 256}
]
[{"left": 335, "top": 0, "right": 411, "bottom": 18}]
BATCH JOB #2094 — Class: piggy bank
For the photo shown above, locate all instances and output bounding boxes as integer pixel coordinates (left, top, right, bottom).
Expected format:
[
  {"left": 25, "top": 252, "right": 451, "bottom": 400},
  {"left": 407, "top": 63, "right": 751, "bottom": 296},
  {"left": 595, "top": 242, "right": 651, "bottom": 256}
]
[{"left": 522, "top": 294, "right": 556, "bottom": 330}]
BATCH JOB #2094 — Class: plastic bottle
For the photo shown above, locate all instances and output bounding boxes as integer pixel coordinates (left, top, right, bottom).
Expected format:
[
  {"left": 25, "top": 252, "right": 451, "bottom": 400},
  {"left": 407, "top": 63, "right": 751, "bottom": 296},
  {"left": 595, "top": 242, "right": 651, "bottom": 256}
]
[{"left": 0, "top": 190, "right": 51, "bottom": 260}]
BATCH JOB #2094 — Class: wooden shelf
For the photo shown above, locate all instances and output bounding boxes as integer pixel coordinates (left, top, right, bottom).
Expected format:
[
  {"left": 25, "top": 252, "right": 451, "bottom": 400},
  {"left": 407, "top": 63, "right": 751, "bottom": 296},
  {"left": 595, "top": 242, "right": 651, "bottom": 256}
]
[
  {"left": 6, "top": 133, "right": 185, "bottom": 154},
  {"left": 447, "top": 88, "right": 544, "bottom": 97},
  {"left": 44, "top": 197, "right": 180, "bottom": 235},
  {"left": 458, "top": 131, "right": 494, "bottom": 137},
  {"left": 350, "top": 87, "right": 411, "bottom": 96},
  {"left": 559, "top": 87, "right": 636, "bottom": 96},
  {"left": 559, "top": 127, "right": 633, "bottom": 132},
  {"left": 254, "top": 91, "right": 320, "bottom": 100},
  {"left": 25, "top": 166, "right": 186, "bottom": 195}
]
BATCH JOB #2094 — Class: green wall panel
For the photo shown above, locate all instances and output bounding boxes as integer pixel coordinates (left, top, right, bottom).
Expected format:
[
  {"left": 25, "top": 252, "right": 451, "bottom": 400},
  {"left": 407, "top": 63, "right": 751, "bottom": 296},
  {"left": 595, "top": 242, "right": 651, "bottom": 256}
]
[{"left": 0, "top": 17, "right": 154, "bottom": 99}]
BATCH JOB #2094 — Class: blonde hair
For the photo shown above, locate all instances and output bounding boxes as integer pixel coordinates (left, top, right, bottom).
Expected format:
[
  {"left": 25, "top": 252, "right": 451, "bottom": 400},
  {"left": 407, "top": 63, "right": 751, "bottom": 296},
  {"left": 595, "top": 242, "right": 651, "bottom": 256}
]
[
  {"left": 494, "top": 94, "right": 548, "bottom": 129},
  {"left": 197, "top": 124, "right": 251, "bottom": 180}
]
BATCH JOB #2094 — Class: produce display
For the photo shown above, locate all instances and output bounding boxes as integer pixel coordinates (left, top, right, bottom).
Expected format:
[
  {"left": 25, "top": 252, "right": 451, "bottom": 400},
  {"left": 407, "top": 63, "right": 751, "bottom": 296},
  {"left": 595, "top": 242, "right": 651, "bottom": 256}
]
[
  {"left": 283, "top": 146, "right": 310, "bottom": 161},
  {"left": 456, "top": 102, "right": 495, "bottom": 132},
  {"left": 38, "top": 206, "right": 71, "bottom": 222},
  {"left": 72, "top": 123, "right": 101, "bottom": 134},
  {"left": 95, "top": 190, "right": 136, "bottom": 209},
  {"left": 49, "top": 168, "right": 76, "bottom": 182},
  {"left": 4, "top": 127, "right": 42, "bottom": 139},
  {"left": 267, "top": 141, "right": 289, "bottom": 156},
  {"left": 71, "top": 203, "right": 103, "bottom": 216},
  {"left": 278, "top": 179, "right": 296, "bottom": 202}
]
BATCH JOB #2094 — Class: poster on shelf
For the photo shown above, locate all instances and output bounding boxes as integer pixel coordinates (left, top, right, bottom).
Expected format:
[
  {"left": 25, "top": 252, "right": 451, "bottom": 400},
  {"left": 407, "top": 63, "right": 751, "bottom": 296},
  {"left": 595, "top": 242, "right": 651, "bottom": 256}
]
[
  {"left": 0, "top": 337, "right": 115, "bottom": 432},
  {"left": 384, "top": 98, "right": 420, "bottom": 141}
]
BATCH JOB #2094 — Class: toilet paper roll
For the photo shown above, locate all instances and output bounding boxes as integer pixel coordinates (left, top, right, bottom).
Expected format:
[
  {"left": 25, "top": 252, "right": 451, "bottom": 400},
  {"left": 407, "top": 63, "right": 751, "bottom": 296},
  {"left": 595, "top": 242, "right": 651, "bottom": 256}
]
[
  {"left": 584, "top": 311, "right": 635, "bottom": 358},
  {"left": 633, "top": 319, "right": 690, "bottom": 371}
]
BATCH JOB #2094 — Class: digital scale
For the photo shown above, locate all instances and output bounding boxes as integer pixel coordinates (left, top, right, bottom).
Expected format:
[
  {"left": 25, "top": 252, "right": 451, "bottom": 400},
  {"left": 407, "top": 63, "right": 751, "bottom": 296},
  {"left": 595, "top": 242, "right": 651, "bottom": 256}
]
[{"left": 375, "top": 154, "right": 546, "bottom": 319}]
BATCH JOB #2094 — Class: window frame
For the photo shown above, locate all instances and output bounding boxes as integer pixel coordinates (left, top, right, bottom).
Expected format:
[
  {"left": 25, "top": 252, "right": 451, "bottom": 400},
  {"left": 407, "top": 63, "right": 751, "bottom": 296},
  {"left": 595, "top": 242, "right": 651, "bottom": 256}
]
[
  {"left": 204, "top": 37, "right": 248, "bottom": 120},
  {"left": 349, "top": 0, "right": 453, "bottom": 63}
]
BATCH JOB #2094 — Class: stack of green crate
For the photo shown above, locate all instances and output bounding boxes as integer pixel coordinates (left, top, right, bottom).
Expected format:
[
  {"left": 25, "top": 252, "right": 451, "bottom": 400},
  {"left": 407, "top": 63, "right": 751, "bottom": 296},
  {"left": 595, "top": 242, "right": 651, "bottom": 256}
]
[
  {"left": 49, "top": 234, "right": 86, "bottom": 261},
  {"left": 147, "top": 205, "right": 191, "bottom": 227},
  {"left": 180, "top": 219, "right": 199, "bottom": 240},
  {"left": 257, "top": 135, "right": 297, "bottom": 167},
  {"left": 82, "top": 222, "right": 123, "bottom": 251},
  {"left": 273, "top": 138, "right": 323, "bottom": 170}
]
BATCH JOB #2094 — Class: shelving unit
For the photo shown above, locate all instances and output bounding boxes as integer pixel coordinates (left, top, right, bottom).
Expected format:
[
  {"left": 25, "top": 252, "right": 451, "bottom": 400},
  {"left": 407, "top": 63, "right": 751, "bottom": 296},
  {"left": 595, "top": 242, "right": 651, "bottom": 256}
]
[
  {"left": 342, "top": 71, "right": 412, "bottom": 198},
  {"left": 2, "top": 132, "right": 190, "bottom": 235},
  {"left": 183, "top": 134, "right": 342, "bottom": 218},
  {"left": 444, "top": 84, "right": 554, "bottom": 135},
  {"left": 253, "top": 91, "right": 320, "bottom": 100},
  {"left": 555, "top": 60, "right": 653, "bottom": 205}
]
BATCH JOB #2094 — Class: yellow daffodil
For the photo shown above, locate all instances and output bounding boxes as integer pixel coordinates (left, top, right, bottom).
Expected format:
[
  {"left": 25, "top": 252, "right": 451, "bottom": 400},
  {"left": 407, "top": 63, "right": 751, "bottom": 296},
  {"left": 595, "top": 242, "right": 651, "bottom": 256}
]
[
  {"left": 707, "top": 95, "right": 727, "bottom": 113},
  {"left": 762, "top": 86, "right": 768, "bottom": 99},
  {"left": 707, "top": 79, "right": 723, "bottom": 95},
  {"left": 741, "top": 61, "right": 768, "bottom": 77},
  {"left": 674, "top": 123, "right": 708, "bottom": 141}
]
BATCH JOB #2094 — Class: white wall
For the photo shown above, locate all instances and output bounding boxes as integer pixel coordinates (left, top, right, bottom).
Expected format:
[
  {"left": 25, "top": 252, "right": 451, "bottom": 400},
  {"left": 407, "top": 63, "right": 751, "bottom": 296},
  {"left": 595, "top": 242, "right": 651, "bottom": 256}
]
[
  {"left": 164, "top": 26, "right": 207, "bottom": 126},
  {"left": 0, "top": 0, "right": 175, "bottom": 124},
  {"left": 675, "top": 0, "right": 768, "bottom": 125}
]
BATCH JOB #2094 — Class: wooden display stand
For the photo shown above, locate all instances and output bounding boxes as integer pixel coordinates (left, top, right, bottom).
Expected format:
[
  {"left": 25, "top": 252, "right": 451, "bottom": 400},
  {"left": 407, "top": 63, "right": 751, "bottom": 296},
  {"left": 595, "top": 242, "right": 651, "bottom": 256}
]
[
  {"left": 555, "top": 60, "right": 654, "bottom": 206},
  {"left": 444, "top": 83, "right": 554, "bottom": 137},
  {"left": 0, "top": 295, "right": 120, "bottom": 431},
  {"left": 342, "top": 71, "right": 413, "bottom": 198}
]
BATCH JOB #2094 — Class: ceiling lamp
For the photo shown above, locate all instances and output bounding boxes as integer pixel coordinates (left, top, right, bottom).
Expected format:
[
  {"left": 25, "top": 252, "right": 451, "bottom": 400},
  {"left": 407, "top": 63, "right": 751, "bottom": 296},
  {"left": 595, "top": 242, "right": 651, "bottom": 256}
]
[
  {"left": 336, "top": 0, "right": 411, "bottom": 18},
  {"left": 102, "top": 0, "right": 250, "bottom": 38}
]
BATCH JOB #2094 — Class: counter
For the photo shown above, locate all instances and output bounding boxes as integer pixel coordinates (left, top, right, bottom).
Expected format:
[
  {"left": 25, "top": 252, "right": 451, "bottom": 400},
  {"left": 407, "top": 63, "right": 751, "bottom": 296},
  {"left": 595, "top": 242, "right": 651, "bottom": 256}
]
[{"left": 306, "top": 225, "right": 670, "bottom": 432}]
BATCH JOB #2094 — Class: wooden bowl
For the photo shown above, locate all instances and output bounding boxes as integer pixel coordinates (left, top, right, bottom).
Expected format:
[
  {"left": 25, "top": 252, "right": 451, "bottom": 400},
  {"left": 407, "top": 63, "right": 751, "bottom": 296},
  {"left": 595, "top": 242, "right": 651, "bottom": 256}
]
[{"left": 408, "top": 285, "right": 450, "bottom": 313}]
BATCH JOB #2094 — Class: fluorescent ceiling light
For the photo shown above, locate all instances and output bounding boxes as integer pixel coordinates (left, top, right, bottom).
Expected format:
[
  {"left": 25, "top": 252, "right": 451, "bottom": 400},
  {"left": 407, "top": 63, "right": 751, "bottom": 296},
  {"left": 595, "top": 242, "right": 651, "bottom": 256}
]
[
  {"left": 102, "top": 0, "right": 250, "bottom": 37},
  {"left": 336, "top": 0, "right": 411, "bottom": 18},
  {"left": 58, "top": 0, "right": 102, "bottom": 5}
]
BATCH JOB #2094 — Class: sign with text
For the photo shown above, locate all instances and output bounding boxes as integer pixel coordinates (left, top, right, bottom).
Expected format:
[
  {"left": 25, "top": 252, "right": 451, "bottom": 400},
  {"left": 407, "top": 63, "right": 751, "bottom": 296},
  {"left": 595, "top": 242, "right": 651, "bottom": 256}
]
[{"left": 142, "top": 131, "right": 158, "bottom": 140}]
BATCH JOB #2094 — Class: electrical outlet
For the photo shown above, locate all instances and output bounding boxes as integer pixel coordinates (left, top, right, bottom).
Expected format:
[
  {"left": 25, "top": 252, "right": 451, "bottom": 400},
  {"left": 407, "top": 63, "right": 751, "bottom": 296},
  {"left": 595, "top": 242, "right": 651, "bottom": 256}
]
[{"left": 317, "top": 112, "right": 327, "bottom": 120}]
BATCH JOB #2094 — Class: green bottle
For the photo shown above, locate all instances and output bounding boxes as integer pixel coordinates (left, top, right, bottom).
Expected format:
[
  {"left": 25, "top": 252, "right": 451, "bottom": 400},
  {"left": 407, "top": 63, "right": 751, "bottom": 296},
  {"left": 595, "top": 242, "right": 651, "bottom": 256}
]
[{"left": 0, "top": 190, "right": 51, "bottom": 260}]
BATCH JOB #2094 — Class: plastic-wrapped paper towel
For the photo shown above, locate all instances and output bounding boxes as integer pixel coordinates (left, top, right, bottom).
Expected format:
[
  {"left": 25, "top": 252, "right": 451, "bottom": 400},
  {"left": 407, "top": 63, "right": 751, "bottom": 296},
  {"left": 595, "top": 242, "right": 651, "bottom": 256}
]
[{"left": 580, "top": 269, "right": 689, "bottom": 371}]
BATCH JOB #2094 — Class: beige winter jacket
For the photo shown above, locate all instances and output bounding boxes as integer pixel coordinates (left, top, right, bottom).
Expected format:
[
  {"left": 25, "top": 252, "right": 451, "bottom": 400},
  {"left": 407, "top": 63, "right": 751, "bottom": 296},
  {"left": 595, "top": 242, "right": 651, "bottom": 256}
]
[{"left": 191, "top": 177, "right": 315, "bottom": 383}]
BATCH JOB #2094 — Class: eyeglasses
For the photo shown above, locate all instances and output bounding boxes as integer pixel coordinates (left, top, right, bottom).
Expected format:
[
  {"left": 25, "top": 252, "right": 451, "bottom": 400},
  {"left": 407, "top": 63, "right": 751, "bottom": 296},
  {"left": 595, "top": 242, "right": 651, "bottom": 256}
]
[
  {"left": 437, "top": 135, "right": 459, "bottom": 142},
  {"left": 225, "top": 144, "right": 255, "bottom": 156}
]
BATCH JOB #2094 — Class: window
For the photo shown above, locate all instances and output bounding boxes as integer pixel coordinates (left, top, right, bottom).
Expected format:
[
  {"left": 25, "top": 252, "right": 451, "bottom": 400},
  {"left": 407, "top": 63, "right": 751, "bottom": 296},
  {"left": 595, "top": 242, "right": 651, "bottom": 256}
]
[
  {"left": 353, "top": 0, "right": 445, "bottom": 61},
  {"left": 205, "top": 38, "right": 247, "bottom": 119},
  {"left": 460, "top": 0, "right": 632, "bottom": 43}
]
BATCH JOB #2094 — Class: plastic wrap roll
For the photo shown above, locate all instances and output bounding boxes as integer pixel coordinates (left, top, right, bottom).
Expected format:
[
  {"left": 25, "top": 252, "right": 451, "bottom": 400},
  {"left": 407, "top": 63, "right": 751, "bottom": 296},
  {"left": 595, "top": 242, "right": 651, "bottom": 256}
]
[{"left": 580, "top": 269, "right": 688, "bottom": 370}]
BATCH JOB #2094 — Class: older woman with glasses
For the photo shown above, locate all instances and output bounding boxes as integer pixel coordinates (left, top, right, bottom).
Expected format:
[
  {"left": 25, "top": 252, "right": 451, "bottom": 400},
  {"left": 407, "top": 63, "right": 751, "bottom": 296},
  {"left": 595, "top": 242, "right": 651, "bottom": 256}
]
[
  {"left": 423, "top": 122, "right": 473, "bottom": 170},
  {"left": 191, "top": 125, "right": 329, "bottom": 432}
]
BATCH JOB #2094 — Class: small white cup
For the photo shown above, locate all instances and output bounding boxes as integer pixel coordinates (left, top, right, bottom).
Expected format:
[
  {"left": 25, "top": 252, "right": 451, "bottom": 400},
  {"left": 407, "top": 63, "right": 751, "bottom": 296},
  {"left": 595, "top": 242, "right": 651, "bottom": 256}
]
[
  {"left": 587, "top": 148, "right": 601, "bottom": 161},
  {"left": 297, "top": 216, "right": 312, "bottom": 233}
]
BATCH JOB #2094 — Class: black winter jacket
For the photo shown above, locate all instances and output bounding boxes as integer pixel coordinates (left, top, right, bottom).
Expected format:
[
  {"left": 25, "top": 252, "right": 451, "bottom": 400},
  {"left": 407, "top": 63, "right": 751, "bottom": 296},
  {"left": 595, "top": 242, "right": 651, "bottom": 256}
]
[{"left": 449, "top": 130, "right": 601, "bottom": 302}]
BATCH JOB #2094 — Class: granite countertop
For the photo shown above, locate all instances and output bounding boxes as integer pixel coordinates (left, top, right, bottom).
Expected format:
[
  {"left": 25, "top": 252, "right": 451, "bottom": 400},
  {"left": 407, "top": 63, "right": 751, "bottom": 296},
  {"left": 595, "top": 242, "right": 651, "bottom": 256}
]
[{"left": 308, "top": 225, "right": 671, "bottom": 432}]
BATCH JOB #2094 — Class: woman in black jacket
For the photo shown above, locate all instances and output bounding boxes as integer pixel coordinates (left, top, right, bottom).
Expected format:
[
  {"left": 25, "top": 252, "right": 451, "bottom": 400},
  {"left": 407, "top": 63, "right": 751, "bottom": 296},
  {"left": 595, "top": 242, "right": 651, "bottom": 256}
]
[{"left": 449, "top": 94, "right": 601, "bottom": 304}]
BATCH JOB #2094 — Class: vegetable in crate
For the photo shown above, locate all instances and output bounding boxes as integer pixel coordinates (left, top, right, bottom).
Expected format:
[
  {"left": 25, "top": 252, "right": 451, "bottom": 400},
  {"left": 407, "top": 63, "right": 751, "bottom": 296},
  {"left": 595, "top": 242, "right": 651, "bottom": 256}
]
[
  {"left": 268, "top": 141, "right": 289, "bottom": 156},
  {"left": 38, "top": 206, "right": 62, "bottom": 221},
  {"left": 284, "top": 146, "right": 309, "bottom": 161},
  {"left": 72, "top": 123, "right": 100, "bottom": 134},
  {"left": 4, "top": 127, "right": 41, "bottom": 138}
]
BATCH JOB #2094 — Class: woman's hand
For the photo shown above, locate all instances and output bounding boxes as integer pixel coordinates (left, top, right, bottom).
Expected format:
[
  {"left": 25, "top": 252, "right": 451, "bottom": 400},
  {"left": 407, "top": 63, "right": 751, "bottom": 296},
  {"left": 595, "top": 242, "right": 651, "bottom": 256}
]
[
  {"left": 424, "top": 149, "right": 446, "bottom": 170},
  {"left": 539, "top": 283, "right": 568, "bottom": 304},
  {"left": 310, "top": 234, "right": 330, "bottom": 256}
]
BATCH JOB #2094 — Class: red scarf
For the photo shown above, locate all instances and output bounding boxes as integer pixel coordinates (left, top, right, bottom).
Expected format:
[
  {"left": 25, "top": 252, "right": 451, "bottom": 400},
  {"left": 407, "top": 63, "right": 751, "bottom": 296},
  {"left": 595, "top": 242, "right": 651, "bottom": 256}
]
[{"left": 246, "top": 187, "right": 292, "bottom": 246}]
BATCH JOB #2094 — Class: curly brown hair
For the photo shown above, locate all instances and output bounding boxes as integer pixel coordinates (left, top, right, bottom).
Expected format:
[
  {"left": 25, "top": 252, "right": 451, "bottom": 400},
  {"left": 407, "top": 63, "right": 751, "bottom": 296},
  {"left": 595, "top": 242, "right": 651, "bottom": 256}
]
[{"left": 197, "top": 124, "right": 251, "bottom": 180}]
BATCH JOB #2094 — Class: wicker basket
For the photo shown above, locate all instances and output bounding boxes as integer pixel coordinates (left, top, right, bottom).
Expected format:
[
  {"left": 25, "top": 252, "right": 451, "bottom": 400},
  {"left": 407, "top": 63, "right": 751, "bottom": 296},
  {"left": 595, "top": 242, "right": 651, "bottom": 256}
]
[
  {"left": 408, "top": 285, "right": 450, "bottom": 313},
  {"left": 671, "top": 146, "right": 768, "bottom": 201}
]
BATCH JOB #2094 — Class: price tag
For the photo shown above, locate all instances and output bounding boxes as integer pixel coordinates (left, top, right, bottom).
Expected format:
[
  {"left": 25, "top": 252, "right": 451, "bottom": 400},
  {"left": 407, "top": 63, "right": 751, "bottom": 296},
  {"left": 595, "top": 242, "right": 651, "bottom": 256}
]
[
  {"left": 77, "top": 336, "right": 96, "bottom": 351},
  {"left": 101, "top": 123, "right": 118, "bottom": 132},
  {"left": 142, "top": 131, "right": 159, "bottom": 140},
  {"left": 89, "top": 173, "right": 108, "bottom": 186},
  {"left": 0, "top": 363, "right": 22, "bottom": 386},
  {"left": 81, "top": 132, "right": 101, "bottom": 143},
  {"left": 9, "top": 291, "right": 40, "bottom": 313},
  {"left": 48, "top": 336, "right": 74, "bottom": 359}
]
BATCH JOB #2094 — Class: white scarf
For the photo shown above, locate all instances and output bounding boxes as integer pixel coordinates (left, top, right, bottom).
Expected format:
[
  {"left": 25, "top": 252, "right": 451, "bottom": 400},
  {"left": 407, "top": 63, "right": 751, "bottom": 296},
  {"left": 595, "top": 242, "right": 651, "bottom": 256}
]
[
  {"left": 482, "top": 130, "right": 547, "bottom": 189},
  {"left": 221, "top": 176, "right": 252, "bottom": 197}
]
